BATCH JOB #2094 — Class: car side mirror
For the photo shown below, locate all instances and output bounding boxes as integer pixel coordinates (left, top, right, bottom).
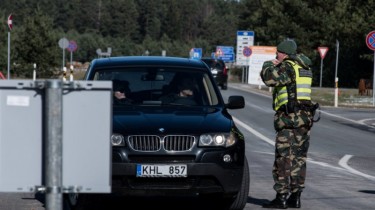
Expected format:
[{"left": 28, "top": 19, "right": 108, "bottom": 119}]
[{"left": 226, "top": 96, "right": 245, "bottom": 109}]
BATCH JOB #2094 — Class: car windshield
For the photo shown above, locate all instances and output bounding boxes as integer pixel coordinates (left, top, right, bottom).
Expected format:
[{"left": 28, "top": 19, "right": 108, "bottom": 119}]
[{"left": 92, "top": 67, "right": 220, "bottom": 107}]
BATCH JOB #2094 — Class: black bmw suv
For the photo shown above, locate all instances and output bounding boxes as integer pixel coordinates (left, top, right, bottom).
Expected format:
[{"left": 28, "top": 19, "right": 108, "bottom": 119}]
[
  {"left": 74, "top": 56, "right": 248, "bottom": 209},
  {"left": 201, "top": 57, "right": 229, "bottom": 90}
]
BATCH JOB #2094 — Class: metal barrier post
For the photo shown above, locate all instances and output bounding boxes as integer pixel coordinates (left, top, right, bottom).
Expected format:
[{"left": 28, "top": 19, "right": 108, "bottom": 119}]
[{"left": 45, "top": 80, "right": 63, "bottom": 210}]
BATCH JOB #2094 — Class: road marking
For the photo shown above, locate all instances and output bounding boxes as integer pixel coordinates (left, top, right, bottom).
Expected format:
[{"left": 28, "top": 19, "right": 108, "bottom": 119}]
[
  {"left": 338, "top": 155, "right": 375, "bottom": 180},
  {"left": 357, "top": 118, "right": 375, "bottom": 127},
  {"left": 233, "top": 117, "right": 375, "bottom": 180},
  {"left": 233, "top": 117, "right": 274, "bottom": 145},
  {"left": 320, "top": 111, "right": 375, "bottom": 129}
]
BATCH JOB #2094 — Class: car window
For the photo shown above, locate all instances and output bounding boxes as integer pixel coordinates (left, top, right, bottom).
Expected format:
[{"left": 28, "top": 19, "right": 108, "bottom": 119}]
[{"left": 92, "top": 67, "right": 219, "bottom": 106}]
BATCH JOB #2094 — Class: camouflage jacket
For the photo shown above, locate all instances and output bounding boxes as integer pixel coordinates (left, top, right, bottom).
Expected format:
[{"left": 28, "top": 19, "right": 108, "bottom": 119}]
[
  {"left": 260, "top": 53, "right": 311, "bottom": 87},
  {"left": 260, "top": 54, "right": 314, "bottom": 131}
]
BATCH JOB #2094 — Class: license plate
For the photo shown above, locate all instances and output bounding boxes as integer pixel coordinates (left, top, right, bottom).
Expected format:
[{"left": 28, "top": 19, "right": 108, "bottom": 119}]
[{"left": 136, "top": 164, "right": 187, "bottom": 177}]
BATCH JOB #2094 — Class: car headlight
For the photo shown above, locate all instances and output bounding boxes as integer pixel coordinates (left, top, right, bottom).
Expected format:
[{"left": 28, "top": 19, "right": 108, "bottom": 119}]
[
  {"left": 111, "top": 133, "right": 125, "bottom": 146},
  {"left": 198, "top": 132, "right": 236, "bottom": 147}
]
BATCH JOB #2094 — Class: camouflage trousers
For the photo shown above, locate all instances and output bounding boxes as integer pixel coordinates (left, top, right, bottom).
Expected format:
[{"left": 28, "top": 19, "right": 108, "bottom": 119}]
[{"left": 272, "top": 126, "right": 310, "bottom": 194}]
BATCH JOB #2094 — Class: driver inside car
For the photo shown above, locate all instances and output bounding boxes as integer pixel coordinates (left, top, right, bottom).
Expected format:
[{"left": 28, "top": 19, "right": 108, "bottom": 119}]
[{"left": 160, "top": 77, "right": 197, "bottom": 105}]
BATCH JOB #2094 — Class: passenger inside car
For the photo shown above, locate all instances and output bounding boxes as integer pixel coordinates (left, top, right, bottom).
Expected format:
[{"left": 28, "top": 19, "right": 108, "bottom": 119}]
[
  {"left": 160, "top": 77, "right": 197, "bottom": 105},
  {"left": 113, "top": 79, "right": 133, "bottom": 105}
]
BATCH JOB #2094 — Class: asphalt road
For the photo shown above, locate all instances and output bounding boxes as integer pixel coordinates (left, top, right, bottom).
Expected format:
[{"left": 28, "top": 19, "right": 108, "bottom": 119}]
[
  {"left": 224, "top": 83, "right": 375, "bottom": 210},
  {"left": 1, "top": 83, "right": 374, "bottom": 210}
]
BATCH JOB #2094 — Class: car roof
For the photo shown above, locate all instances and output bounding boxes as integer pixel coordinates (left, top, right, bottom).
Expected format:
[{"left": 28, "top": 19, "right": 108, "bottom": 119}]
[{"left": 90, "top": 56, "right": 208, "bottom": 69}]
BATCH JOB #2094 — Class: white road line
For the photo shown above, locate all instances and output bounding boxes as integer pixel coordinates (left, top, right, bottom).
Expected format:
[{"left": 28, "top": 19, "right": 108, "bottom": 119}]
[
  {"left": 357, "top": 118, "right": 375, "bottom": 127},
  {"left": 233, "top": 117, "right": 374, "bottom": 179},
  {"left": 233, "top": 117, "right": 274, "bottom": 146},
  {"left": 320, "top": 110, "right": 375, "bottom": 128},
  {"left": 338, "top": 155, "right": 375, "bottom": 180}
]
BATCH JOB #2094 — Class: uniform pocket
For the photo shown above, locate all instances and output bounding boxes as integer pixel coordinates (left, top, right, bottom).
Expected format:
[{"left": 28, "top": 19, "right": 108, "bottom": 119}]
[{"left": 274, "top": 111, "right": 312, "bottom": 131}]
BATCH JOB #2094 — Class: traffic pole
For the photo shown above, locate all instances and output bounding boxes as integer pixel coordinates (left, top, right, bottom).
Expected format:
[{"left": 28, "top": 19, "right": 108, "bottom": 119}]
[
  {"left": 7, "top": 32, "right": 10, "bottom": 79},
  {"left": 69, "top": 65, "right": 74, "bottom": 81},
  {"left": 320, "top": 58, "right": 323, "bottom": 88},
  {"left": 33, "top": 63, "right": 36, "bottom": 81},
  {"left": 334, "top": 40, "right": 339, "bottom": 107},
  {"left": 45, "top": 80, "right": 63, "bottom": 210},
  {"left": 63, "top": 67, "right": 67, "bottom": 81}
]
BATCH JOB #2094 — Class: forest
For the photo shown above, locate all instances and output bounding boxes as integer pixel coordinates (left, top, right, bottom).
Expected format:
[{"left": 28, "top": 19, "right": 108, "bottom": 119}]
[{"left": 0, "top": 0, "right": 374, "bottom": 88}]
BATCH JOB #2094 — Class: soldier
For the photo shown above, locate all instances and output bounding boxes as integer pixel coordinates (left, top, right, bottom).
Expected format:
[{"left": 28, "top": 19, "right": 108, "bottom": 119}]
[{"left": 260, "top": 40, "right": 317, "bottom": 209}]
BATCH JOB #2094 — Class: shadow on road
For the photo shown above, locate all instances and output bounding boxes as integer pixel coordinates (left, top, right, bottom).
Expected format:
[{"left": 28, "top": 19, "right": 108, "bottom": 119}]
[{"left": 247, "top": 196, "right": 269, "bottom": 207}]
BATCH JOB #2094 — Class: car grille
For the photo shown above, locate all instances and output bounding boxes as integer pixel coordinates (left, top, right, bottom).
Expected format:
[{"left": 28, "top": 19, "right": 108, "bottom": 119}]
[{"left": 128, "top": 135, "right": 195, "bottom": 152}]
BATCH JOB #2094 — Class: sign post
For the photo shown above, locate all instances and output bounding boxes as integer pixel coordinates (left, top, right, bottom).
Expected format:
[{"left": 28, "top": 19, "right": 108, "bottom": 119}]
[
  {"left": 236, "top": 31, "right": 254, "bottom": 66},
  {"left": 58, "top": 38, "right": 69, "bottom": 70},
  {"left": 67, "top": 40, "right": 78, "bottom": 66},
  {"left": 242, "top": 46, "right": 252, "bottom": 84},
  {"left": 318, "top": 47, "right": 329, "bottom": 87},
  {"left": 7, "top": 14, "right": 13, "bottom": 79},
  {"left": 366, "top": 31, "right": 375, "bottom": 106}
]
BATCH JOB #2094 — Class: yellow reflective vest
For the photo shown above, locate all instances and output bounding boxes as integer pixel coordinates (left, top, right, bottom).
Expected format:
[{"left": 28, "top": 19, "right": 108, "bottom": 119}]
[{"left": 273, "top": 60, "right": 312, "bottom": 111}]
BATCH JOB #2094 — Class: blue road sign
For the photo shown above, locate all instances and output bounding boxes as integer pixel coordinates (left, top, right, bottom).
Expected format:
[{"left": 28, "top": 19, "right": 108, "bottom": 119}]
[
  {"left": 243, "top": 46, "right": 252, "bottom": 57},
  {"left": 216, "top": 46, "right": 234, "bottom": 54},
  {"left": 237, "top": 31, "right": 255, "bottom": 36},
  {"left": 216, "top": 46, "right": 235, "bottom": 62},
  {"left": 190, "top": 48, "right": 202, "bottom": 59}
]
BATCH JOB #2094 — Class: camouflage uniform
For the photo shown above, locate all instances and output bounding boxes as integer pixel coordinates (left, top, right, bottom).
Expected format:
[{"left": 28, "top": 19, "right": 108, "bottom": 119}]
[{"left": 260, "top": 53, "right": 314, "bottom": 194}]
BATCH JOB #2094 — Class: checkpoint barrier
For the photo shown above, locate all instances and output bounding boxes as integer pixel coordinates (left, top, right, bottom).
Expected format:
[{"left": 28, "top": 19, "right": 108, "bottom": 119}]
[{"left": 0, "top": 80, "right": 112, "bottom": 194}]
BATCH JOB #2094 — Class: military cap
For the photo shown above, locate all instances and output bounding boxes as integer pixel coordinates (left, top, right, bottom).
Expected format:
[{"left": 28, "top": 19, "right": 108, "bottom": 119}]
[{"left": 277, "top": 40, "right": 297, "bottom": 55}]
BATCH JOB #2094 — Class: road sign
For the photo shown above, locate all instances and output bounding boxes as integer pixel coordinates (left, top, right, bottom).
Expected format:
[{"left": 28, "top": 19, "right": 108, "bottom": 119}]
[
  {"left": 67, "top": 40, "right": 78, "bottom": 52},
  {"left": 243, "top": 46, "right": 252, "bottom": 57},
  {"left": 236, "top": 31, "right": 255, "bottom": 65},
  {"left": 318, "top": 47, "right": 329, "bottom": 59},
  {"left": 366, "top": 31, "right": 375, "bottom": 51},
  {"left": 189, "top": 48, "right": 202, "bottom": 60},
  {"left": 7, "top": 14, "right": 12, "bottom": 31},
  {"left": 58, "top": 37, "right": 69, "bottom": 49},
  {"left": 215, "top": 46, "right": 234, "bottom": 62}
]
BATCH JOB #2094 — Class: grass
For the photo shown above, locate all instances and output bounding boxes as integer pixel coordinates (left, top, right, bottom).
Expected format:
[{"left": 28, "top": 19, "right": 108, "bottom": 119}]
[
  {"left": 311, "top": 87, "right": 374, "bottom": 108},
  {"left": 231, "top": 80, "right": 374, "bottom": 108}
]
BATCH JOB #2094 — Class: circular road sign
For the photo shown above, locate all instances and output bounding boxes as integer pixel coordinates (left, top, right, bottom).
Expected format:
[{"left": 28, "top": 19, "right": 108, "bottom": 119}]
[
  {"left": 366, "top": 30, "right": 375, "bottom": 51},
  {"left": 243, "top": 46, "right": 252, "bottom": 57},
  {"left": 58, "top": 37, "right": 69, "bottom": 49},
  {"left": 67, "top": 40, "right": 78, "bottom": 52}
]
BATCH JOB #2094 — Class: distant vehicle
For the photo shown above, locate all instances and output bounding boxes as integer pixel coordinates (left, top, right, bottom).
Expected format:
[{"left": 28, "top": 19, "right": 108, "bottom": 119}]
[
  {"left": 67, "top": 56, "right": 249, "bottom": 210},
  {"left": 201, "top": 57, "right": 229, "bottom": 90}
]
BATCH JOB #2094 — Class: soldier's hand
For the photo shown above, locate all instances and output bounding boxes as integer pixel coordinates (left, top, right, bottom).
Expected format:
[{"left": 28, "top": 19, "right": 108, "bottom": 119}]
[{"left": 271, "top": 59, "right": 280, "bottom": 65}]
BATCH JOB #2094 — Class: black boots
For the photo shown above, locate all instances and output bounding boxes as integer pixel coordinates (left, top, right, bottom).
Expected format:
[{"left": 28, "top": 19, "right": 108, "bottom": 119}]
[
  {"left": 263, "top": 192, "right": 301, "bottom": 209},
  {"left": 287, "top": 191, "right": 301, "bottom": 208},
  {"left": 262, "top": 193, "right": 288, "bottom": 209}
]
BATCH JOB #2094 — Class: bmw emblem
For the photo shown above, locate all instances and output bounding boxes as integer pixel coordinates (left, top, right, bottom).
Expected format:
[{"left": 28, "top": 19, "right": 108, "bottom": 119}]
[{"left": 159, "top": 128, "right": 165, "bottom": 133}]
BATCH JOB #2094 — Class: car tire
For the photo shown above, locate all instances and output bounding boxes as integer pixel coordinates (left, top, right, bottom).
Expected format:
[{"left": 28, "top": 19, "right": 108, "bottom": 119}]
[
  {"left": 226, "top": 156, "right": 250, "bottom": 210},
  {"left": 222, "top": 83, "right": 228, "bottom": 90}
]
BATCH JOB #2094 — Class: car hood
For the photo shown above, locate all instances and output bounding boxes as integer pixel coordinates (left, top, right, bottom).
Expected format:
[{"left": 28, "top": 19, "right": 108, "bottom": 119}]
[{"left": 113, "top": 107, "right": 232, "bottom": 134}]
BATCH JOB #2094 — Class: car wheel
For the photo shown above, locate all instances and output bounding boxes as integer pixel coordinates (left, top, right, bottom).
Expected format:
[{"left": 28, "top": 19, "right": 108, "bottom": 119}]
[
  {"left": 222, "top": 83, "right": 228, "bottom": 90},
  {"left": 226, "top": 157, "right": 250, "bottom": 210}
]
